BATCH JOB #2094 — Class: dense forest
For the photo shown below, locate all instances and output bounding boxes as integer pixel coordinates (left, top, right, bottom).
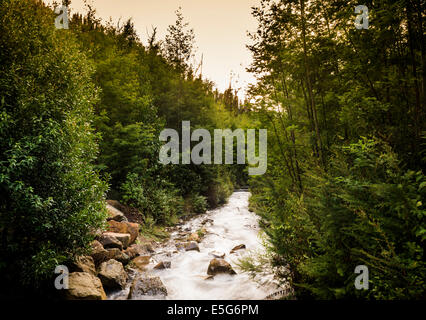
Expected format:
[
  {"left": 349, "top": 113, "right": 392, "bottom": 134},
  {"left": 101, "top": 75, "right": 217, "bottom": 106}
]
[
  {"left": 0, "top": 0, "right": 424, "bottom": 300},
  {"left": 247, "top": 0, "right": 425, "bottom": 299},
  {"left": 0, "top": 0, "right": 250, "bottom": 297}
]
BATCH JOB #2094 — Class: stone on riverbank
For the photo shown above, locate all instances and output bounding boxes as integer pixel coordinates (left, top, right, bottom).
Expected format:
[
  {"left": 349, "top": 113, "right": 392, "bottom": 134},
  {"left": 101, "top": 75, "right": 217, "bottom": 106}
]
[
  {"left": 131, "top": 255, "right": 151, "bottom": 271},
  {"left": 72, "top": 256, "right": 96, "bottom": 275},
  {"left": 185, "top": 241, "right": 200, "bottom": 252},
  {"left": 100, "top": 232, "right": 131, "bottom": 249},
  {"left": 98, "top": 259, "right": 128, "bottom": 290},
  {"left": 66, "top": 272, "right": 107, "bottom": 300},
  {"left": 107, "top": 248, "right": 130, "bottom": 265},
  {"left": 176, "top": 241, "right": 200, "bottom": 252},
  {"left": 107, "top": 220, "right": 140, "bottom": 245},
  {"left": 90, "top": 240, "right": 110, "bottom": 264},
  {"left": 106, "top": 204, "right": 128, "bottom": 222},
  {"left": 124, "top": 243, "right": 151, "bottom": 259},
  {"left": 128, "top": 276, "right": 167, "bottom": 299}
]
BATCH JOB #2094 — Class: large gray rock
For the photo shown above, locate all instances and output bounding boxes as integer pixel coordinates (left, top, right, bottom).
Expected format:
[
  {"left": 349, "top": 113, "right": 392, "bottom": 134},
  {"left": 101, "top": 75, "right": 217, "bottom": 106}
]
[
  {"left": 207, "top": 259, "right": 236, "bottom": 276},
  {"left": 128, "top": 276, "right": 167, "bottom": 299},
  {"left": 185, "top": 242, "right": 200, "bottom": 252},
  {"left": 66, "top": 272, "right": 106, "bottom": 300},
  {"left": 99, "top": 234, "right": 123, "bottom": 250},
  {"left": 100, "top": 232, "right": 131, "bottom": 249},
  {"left": 98, "top": 259, "right": 128, "bottom": 290}
]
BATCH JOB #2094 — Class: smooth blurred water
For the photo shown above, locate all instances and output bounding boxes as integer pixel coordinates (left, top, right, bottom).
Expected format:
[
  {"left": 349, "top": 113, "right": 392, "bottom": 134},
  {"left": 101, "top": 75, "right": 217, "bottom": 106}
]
[
  {"left": 152, "top": 191, "right": 279, "bottom": 300},
  {"left": 112, "top": 191, "right": 281, "bottom": 300}
]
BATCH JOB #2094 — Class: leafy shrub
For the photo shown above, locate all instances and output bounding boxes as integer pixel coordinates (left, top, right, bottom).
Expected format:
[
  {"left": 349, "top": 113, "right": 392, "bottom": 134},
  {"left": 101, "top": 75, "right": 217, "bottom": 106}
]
[
  {"left": 121, "top": 173, "right": 184, "bottom": 224},
  {"left": 120, "top": 173, "right": 148, "bottom": 210},
  {"left": 306, "top": 139, "right": 426, "bottom": 299},
  {"left": 189, "top": 194, "right": 207, "bottom": 214},
  {"left": 206, "top": 169, "right": 234, "bottom": 207},
  {"left": 0, "top": 0, "right": 107, "bottom": 290},
  {"left": 253, "top": 138, "right": 426, "bottom": 299}
]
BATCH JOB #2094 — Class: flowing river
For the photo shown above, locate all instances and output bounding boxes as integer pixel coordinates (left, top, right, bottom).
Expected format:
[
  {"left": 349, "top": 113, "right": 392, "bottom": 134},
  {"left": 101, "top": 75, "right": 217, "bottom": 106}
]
[{"left": 111, "top": 190, "right": 282, "bottom": 300}]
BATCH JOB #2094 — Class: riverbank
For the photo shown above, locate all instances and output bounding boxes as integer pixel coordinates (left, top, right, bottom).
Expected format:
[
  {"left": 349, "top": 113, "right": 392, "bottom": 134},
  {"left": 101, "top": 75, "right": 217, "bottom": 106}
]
[{"left": 64, "top": 191, "right": 286, "bottom": 300}]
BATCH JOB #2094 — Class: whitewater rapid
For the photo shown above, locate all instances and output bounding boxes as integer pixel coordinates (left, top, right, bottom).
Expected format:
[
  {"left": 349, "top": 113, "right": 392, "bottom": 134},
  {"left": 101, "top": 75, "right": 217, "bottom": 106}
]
[{"left": 113, "top": 191, "right": 281, "bottom": 300}]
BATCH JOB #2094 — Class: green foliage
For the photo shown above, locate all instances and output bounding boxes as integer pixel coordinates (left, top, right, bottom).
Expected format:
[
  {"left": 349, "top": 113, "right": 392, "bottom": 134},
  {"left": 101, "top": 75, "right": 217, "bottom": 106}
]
[
  {"left": 206, "top": 169, "right": 235, "bottom": 207},
  {"left": 252, "top": 139, "right": 426, "bottom": 299},
  {"left": 71, "top": 6, "right": 243, "bottom": 210},
  {"left": 163, "top": 7, "right": 195, "bottom": 72},
  {"left": 120, "top": 173, "right": 184, "bottom": 224},
  {"left": 0, "top": 0, "right": 254, "bottom": 297},
  {"left": 0, "top": 0, "right": 107, "bottom": 289},
  {"left": 248, "top": 0, "right": 425, "bottom": 300},
  {"left": 189, "top": 194, "right": 208, "bottom": 214},
  {"left": 304, "top": 139, "right": 426, "bottom": 299}
]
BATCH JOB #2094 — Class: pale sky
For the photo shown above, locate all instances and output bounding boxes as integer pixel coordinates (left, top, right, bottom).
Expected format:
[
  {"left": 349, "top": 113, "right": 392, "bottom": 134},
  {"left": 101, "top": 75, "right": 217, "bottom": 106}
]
[{"left": 44, "top": 0, "right": 260, "bottom": 99}]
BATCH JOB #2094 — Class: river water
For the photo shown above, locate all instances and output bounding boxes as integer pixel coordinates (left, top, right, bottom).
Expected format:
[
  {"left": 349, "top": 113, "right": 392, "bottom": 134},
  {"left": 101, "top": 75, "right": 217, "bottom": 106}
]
[{"left": 112, "top": 191, "right": 281, "bottom": 300}]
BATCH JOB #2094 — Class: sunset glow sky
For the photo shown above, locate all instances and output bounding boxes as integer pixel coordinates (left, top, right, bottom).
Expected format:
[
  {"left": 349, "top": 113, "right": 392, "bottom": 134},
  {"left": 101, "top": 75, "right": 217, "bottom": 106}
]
[{"left": 44, "top": 0, "right": 260, "bottom": 99}]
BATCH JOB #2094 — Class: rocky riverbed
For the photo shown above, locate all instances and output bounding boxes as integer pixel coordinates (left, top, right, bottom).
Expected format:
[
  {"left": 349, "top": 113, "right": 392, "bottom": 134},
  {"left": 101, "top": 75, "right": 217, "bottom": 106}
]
[{"left": 65, "top": 191, "right": 286, "bottom": 300}]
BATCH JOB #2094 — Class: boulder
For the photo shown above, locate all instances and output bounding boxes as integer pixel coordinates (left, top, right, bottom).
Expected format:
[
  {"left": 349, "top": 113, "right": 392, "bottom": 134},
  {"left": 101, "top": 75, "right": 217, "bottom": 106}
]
[
  {"left": 154, "top": 261, "right": 171, "bottom": 270},
  {"left": 207, "top": 259, "right": 236, "bottom": 276},
  {"left": 66, "top": 272, "right": 106, "bottom": 300},
  {"left": 107, "top": 220, "right": 140, "bottom": 245},
  {"left": 128, "top": 276, "right": 167, "bottom": 299},
  {"left": 100, "top": 232, "right": 131, "bottom": 249},
  {"left": 124, "top": 244, "right": 150, "bottom": 260},
  {"left": 230, "top": 244, "right": 246, "bottom": 254},
  {"left": 98, "top": 259, "right": 128, "bottom": 290},
  {"left": 209, "top": 251, "right": 225, "bottom": 259},
  {"left": 99, "top": 234, "right": 122, "bottom": 250},
  {"left": 106, "top": 204, "right": 127, "bottom": 222},
  {"left": 107, "top": 248, "right": 130, "bottom": 265},
  {"left": 72, "top": 256, "right": 96, "bottom": 275},
  {"left": 131, "top": 255, "right": 151, "bottom": 271},
  {"left": 176, "top": 241, "right": 200, "bottom": 252},
  {"left": 90, "top": 240, "right": 110, "bottom": 264},
  {"left": 185, "top": 242, "right": 200, "bottom": 252}
]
